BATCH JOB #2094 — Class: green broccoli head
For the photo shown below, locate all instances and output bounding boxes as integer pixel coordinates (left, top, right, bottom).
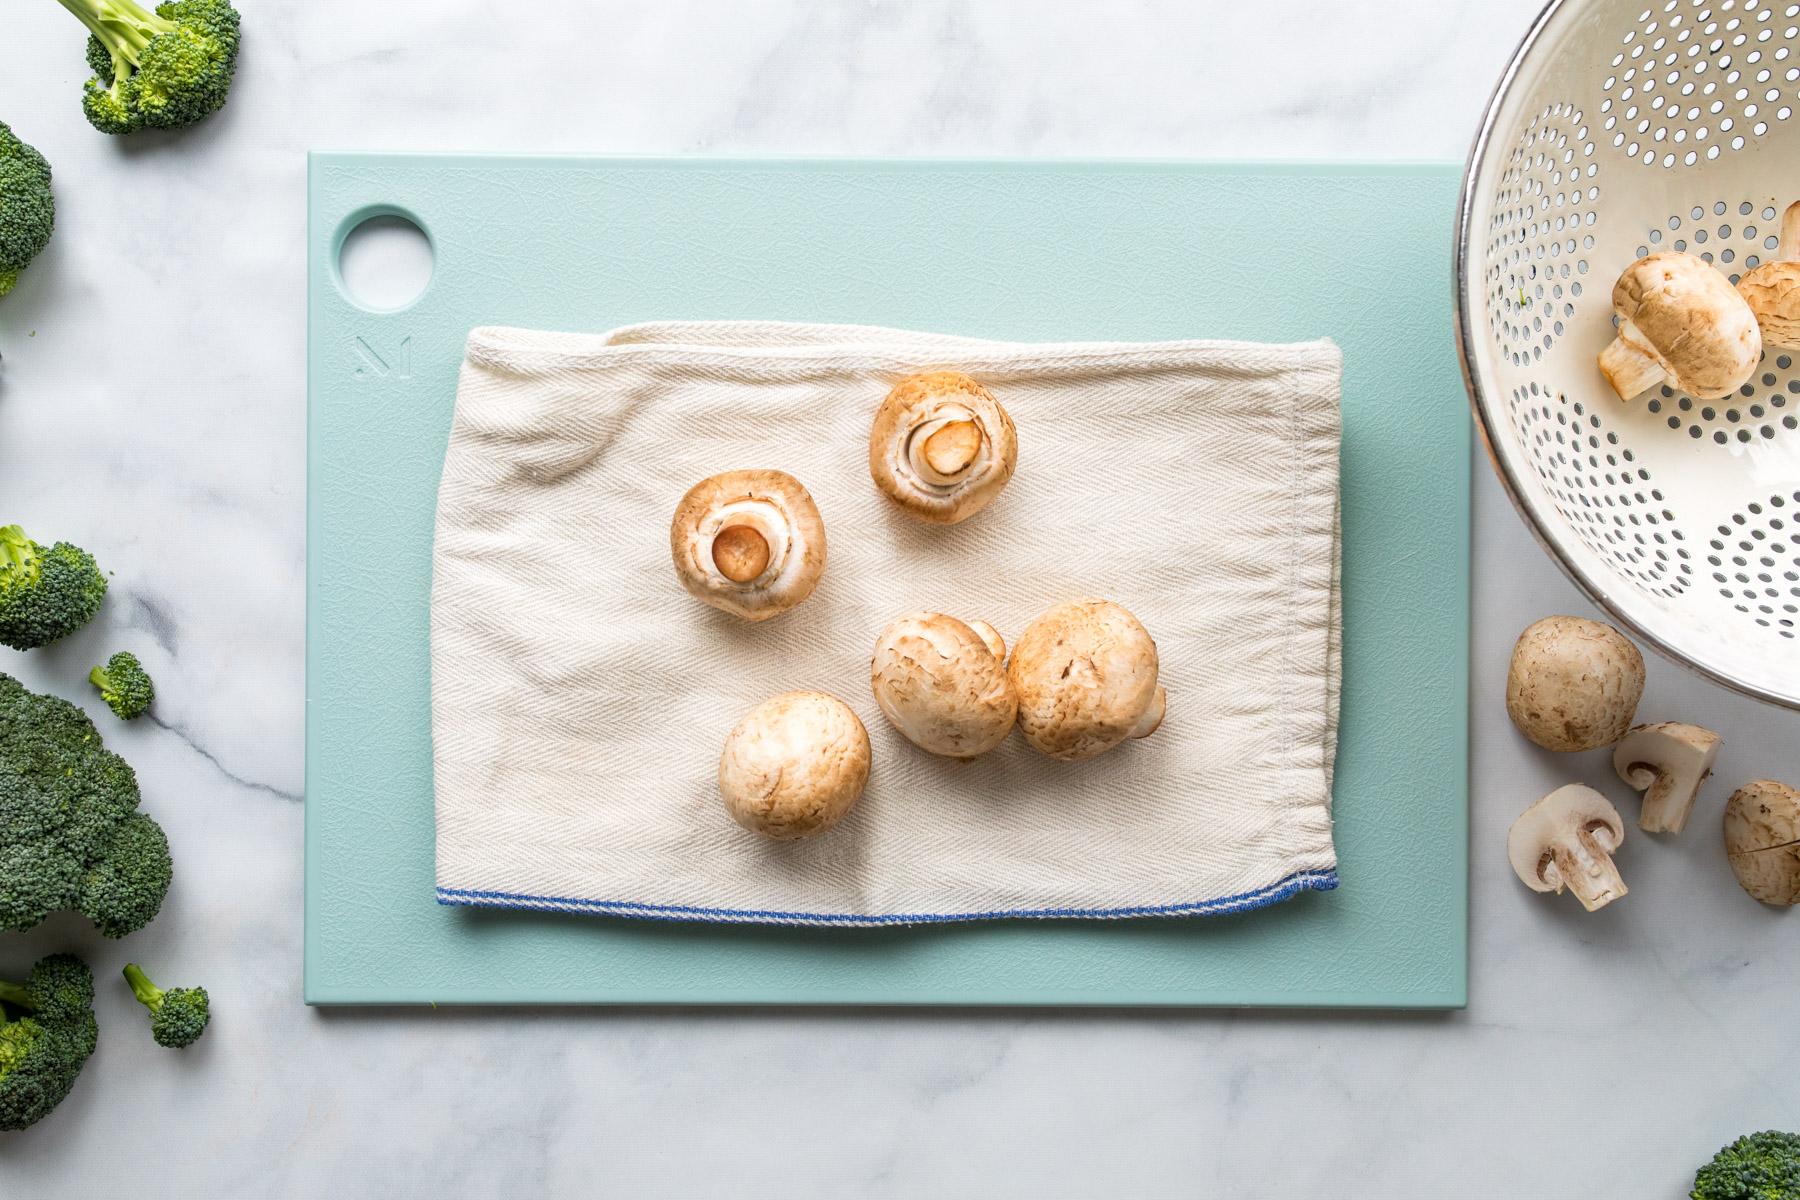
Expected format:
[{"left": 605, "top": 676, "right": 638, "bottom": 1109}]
[
  {"left": 89, "top": 651, "right": 154, "bottom": 720},
  {"left": 0, "top": 673, "right": 172, "bottom": 938},
  {"left": 123, "top": 964, "right": 208, "bottom": 1048},
  {"left": 57, "top": 0, "right": 241, "bottom": 135},
  {"left": 0, "top": 525, "right": 107, "bottom": 650},
  {"left": 0, "top": 954, "right": 98, "bottom": 1131},
  {"left": 1693, "top": 1131, "right": 1800, "bottom": 1199},
  {"left": 0, "top": 123, "right": 55, "bottom": 299}
]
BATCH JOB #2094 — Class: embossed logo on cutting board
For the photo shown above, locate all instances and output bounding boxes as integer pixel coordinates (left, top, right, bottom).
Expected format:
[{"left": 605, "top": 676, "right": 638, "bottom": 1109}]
[{"left": 350, "top": 335, "right": 411, "bottom": 381}]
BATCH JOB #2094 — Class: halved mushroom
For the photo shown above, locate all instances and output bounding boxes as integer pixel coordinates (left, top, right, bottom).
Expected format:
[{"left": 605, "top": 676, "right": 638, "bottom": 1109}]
[
  {"left": 670, "top": 469, "right": 826, "bottom": 621},
  {"left": 869, "top": 371, "right": 1017, "bottom": 524},
  {"left": 869, "top": 612, "right": 1017, "bottom": 759},
  {"left": 1598, "top": 251, "right": 1761, "bottom": 401},
  {"left": 1736, "top": 201, "right": 1800, "bottom": 348},
  {"left": 717, "top": 691, "right": 870, "bottom": 840},
  {"left": 1612, "top": 722, "right": 1722, "bottom": 834},
  {"left": 1507, "top": 784, "right": 1629, "bottom": 912},
  {"left": 1008, "top": 598, "right": 1166, "bottom": 761},
  {"left": 1504, "top": 615, "right": 1645, "bottom": 752},
  {"left": 1723, "top": 779, "right": 1800, "bottom": 907}
]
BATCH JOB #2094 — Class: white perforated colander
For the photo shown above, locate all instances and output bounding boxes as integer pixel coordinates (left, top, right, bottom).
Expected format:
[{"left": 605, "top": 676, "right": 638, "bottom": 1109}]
[{"left": 1457, "top": 0, "right": 1800, "bottom": 707}]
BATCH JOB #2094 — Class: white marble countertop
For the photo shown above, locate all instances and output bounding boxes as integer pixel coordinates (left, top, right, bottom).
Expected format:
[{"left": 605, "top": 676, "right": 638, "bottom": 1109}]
[{"left": 2, "top": 1, "right": 1796, "bottom": 1195}]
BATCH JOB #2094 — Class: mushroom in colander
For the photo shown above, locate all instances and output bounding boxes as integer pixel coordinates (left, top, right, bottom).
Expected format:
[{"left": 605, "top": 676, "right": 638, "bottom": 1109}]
[
  {"left": 868, "top": 371, "right": 1017, "bottom": 525},
  {"left": 670, "top": 469, "right": 826, "bottom": 621},
  {"left": 1736, "top": 201, "right": 1800, "bottom": 349},
  {"left": 1597, "top": 251, "right": 1761, "bottom": 402}
]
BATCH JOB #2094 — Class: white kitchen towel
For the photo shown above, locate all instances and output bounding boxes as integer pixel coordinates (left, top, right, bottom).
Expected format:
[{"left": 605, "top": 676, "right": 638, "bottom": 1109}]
[{"left": 431, "top": 321, "right": 1342, "bottom": 925}]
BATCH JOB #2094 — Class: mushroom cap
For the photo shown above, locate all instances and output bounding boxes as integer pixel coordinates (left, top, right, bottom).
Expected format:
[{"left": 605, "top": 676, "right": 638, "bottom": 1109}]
[
  {"left": 1609, "top": 252, "right": 1761, "bottom": 399},
  {"left": 1611, "top": 721, "right": 1722, "bottom": 834},
  {"left": 718, "top": 691, "right": 870, "bottom": 840},
  {"left": 1507, "top": 783, "right": 1627, "bottom": 902},
  {"left": 1008, "top": 598, "right": 1162, "bottom": 761},
  {"left": 671, "top": 469, "right": 827, "bottom": 621},
  {"left": 1723, "top": 779, "right": 1800, "bottom": 906},
  {"left": 868, "top": 371, "right": 1018, "bottom": 525},
  {"left": 869, "top": 612, "right": 1017, "bottom": 759},
  {"left": 1505, "top": 615, "right": 1645, "bottom": 752},
  {"left": 1737, "top": 261, "right": 1800, "bottom": 348}
]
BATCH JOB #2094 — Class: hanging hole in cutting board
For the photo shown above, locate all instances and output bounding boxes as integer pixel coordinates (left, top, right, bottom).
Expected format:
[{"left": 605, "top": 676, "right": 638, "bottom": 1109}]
[{"left": 337, "top": 212, "right": 433, "bottom": 312}]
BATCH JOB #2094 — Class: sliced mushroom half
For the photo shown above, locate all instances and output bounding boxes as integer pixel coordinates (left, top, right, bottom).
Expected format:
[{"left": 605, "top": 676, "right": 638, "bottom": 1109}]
[
  {"left": 869, "top": 371, "right": 1017, "bottom": 525},
  {"left": 1507, "top": 784, "right": 1629, "bottom": 912},
  {"left": 1723, "top": 779, "right": 1800, "bottom": 907},
  {"left": 1612, "top": 721, "right": 1722, "bottom": 834},
  {"left": 670, "top": 469, "right": 826, "bottom": 621}
]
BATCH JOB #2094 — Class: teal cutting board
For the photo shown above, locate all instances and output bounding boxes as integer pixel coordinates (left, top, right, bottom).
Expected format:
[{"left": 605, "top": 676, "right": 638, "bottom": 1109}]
[{"left": 305, "top": 156, "right": 1469, "bottom": 1007}]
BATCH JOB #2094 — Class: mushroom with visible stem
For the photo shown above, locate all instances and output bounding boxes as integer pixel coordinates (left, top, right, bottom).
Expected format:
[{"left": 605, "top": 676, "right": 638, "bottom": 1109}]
[
  {"left": 870, "top": 612, "right": 1017, "bottom": 759},
  {"left": 1597, "top": 251, "right": 1762, "bottom": 401},
  {"left": 670, "top": 469, "right": 826, "bottom": 621},
  {"left": 869, "top": 371, "right": 1017, "bottom": 525},
  {"left": 1723, "top": 779, "right": 1800, "bottom": 907},
  {"left": 1008, "top": 598, "right": 1166, "bottom": 761},
  {"left": 1611, "top": 721, "right": 1722, "bottom": 834},
  {"left": 1504, "top": 615, "right": 1645, "bottom": 752},
  {"left": 1507, "top": 784, "right": 1629, "bottom": 912},
  {"left": 717, "top": 691, "right": 870, "bottom": 840},
  {"left": 1736, "top": 201, "right": 1800, "bottom": 348}
]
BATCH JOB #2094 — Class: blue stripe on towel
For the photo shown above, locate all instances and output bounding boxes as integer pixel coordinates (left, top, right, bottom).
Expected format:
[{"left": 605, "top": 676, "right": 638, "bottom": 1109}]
[{"left": 435, "top": 869, "right": 1339, "bottom": 927}]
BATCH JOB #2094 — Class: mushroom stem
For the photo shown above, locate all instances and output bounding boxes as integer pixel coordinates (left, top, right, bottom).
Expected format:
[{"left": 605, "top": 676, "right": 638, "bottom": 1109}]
[
  {"left": 1780, "top": 201, "right": 1800, "bottom": 261},
  {"left": 920, "top": 420, "right": 982, "bottom": 478},
  {"left": 711, "top": 524, "right": 771, "bottom": 583},
  {"left": 1128, "top": 687, "right": 1166, "bottom": 740},
  {"left": 1553, "top": 821, "right": 1630, "bottom": 911},
  {"left": 1598, "top": 322, "right": 1667, "bottom": 401}
]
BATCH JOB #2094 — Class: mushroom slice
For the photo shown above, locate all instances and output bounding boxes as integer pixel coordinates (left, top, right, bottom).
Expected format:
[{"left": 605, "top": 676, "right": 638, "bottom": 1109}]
[
  {"left": 1723, "top": 779, "right": 1800, "bottom": 907},
  {"left": 1736, "top": 201, "right": 1800, "bottom": 348},
  {"left": 1612, "top": 721, "right": 1723, "bottom": 834},
  {"left": 1504, "top": 615, "right": 1645, "bottom": 752},
  {"left": 670, "top": 469, "right": 826, "bottom": 621},
  {"left": 718, "top": 691, "right": 871, "bottom": 840},
  {"left": 868, "top": 371, "right": 1017, "bottom": 525},
  {"left": 869, "top": 612, "right": 1017, "bottom": 759},
  {"left": 1507, "top": 784, "right": 1629, "bottom": 912},
  {"left": 1008, "top": 598, "right": 1165, "bottom": 761},
  {"left": 1597, "top": 251, "right": 1762, "bottom": 401}
]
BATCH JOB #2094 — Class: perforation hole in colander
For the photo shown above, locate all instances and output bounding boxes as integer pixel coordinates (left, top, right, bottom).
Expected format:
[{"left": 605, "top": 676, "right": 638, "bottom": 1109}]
[
  {"left": 1484, "top": 103, "right": 1598, "bottom": 365},
  {"left": 1709, "top": 491, "right": 1800, "bottom": 635},
  {"left": 1509, "top": 381, "right": 1694, "bottom": 596},
  {"left": 1602, "top": 0, "right": 1800, "bottom": 168}
]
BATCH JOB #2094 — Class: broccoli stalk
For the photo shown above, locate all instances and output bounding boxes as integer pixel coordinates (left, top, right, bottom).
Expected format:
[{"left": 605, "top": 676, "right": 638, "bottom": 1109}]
[
  {"left": 0, "top": 955, "right": 99, "bottom": 1131},
  {"left": 90, "top": 651, "right": 154, "bottom": 720},
  {"left": 0, "top": 123, "right": 55, "bottom": 299},
  {"left": 0, "top": 524, "right": 107, "bottom": 650},
  {"left": 54, "top": 0, "right": 241, "bottom": 135},
  {"left": 122, "top": 964, "right": 208, "bottom": 1048},
  {"left": 1693, "top": 1130, "right": 1800, "bottom": 1199}
]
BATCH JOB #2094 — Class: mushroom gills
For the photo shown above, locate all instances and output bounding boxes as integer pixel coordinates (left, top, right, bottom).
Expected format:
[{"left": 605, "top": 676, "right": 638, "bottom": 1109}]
[{"left": 1507, "top": 784, "right": 1629, "bottom": 912}]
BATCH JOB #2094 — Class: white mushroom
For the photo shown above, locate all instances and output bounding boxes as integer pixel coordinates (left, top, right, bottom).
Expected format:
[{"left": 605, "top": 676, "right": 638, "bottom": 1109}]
[
  {"left": 1008, "top": 598, "right": 1165, "bottom": 761},
  {"left": 1598, "top": 251, "right": 1761, "bottom": 401},
  {"left": 717, "top": 691, "right": 870, "bottom": 840},
  {"left": 1507, "top": 784, "right": 1629, "bottom": 912},
  {"left": 1504, "top": 615, "right": 1645, "bottom": 752},
  {"left": 670, "top": 469, "right": 826, "bottom": 621},
  {"left": 1736, "top": 201, "right": 1800, "bottom": 348},
  {"left": 1723, "top": 779, "right": 1800, "bottom": 907},
  {"left": 1612, "top": 722, "right": 1722, "bottom": 834},
  {"left": 966, "top": 619, "right": 1006, "bottom": 661},
  {"left": 869, "top": 371, "right": 1017, "bottom": 524},
  {"left": 869, "top": 612, "right": 1017, "bottom": 759}
]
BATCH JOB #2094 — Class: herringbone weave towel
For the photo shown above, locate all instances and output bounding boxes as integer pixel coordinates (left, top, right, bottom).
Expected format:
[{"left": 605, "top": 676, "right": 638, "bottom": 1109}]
[{"left": 432, "top": 321, "right": 1342, "bottom": 925}]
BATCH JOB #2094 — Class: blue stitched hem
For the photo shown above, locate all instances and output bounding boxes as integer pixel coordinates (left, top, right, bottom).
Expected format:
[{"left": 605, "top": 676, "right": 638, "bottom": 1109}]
[{"left": 434, "top": 868, "right": 1339, "bottom": 927}]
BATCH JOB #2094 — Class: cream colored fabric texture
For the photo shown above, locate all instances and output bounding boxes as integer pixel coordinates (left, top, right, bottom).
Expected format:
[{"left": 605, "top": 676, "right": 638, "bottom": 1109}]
[{"left": 431, "top": 322, "right": 1342, "bottom": 924}]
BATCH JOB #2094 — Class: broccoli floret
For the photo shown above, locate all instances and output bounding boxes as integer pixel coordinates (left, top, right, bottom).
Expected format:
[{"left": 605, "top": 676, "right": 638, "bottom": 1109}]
[
  {"left": 0, "top": 672, "right": 173, "bottom": 937},
  {"left": 55, "top": 0, "right": 241, "bottom": 135},
  {"left": 0, "top": 123, "right": 54, "bottom": 299},
  {"left": 122, "top": 963, "right": 208, "bottom": 1048},
  {"left": 0, "top": 954, "right": 98, "bottom": 1131},
  {"left": 1694, "top": 1131, "right": 1800, "bottom": 1199},
  {"left": 89, "top": 651, "right": 153, "bottom": 720},
  {"left": 0, "top": 525, "right": 107, "bottom": 650}
]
